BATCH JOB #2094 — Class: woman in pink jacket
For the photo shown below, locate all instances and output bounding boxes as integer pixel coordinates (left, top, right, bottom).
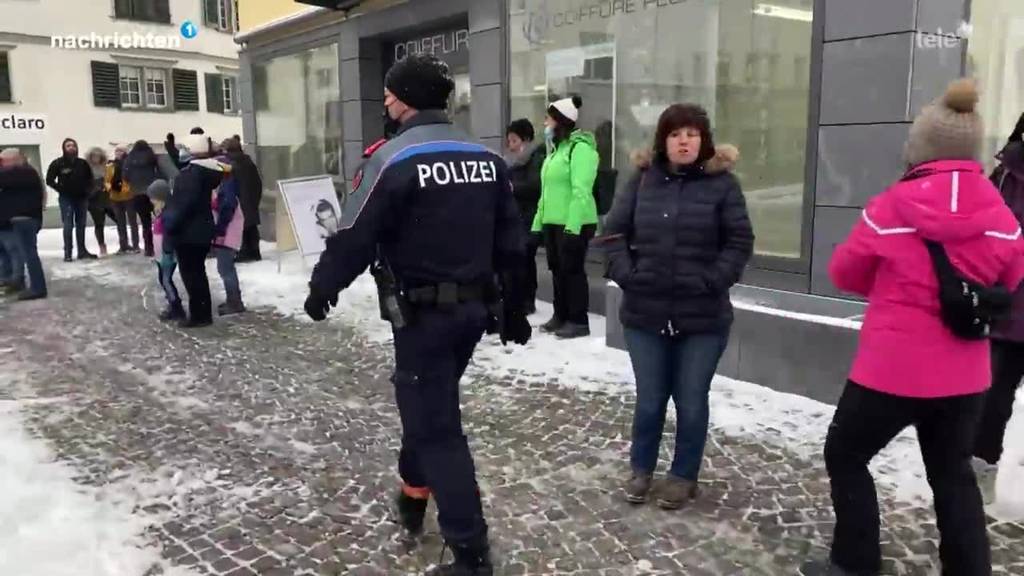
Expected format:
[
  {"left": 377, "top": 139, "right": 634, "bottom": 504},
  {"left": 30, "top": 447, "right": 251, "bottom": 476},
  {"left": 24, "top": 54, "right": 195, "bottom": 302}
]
[{"left": 823, "top": 80, "right": 1024, "bottom": 576}]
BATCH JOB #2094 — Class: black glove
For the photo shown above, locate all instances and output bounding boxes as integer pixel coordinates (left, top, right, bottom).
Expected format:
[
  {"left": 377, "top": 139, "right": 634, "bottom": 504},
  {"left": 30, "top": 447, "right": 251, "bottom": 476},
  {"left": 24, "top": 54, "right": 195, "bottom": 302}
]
[
  {"left": 500, "top": 309, "right": 532, "bottom": 346},
  {"left": 304, "top": 290, "right": 338, "bottom": 322}
]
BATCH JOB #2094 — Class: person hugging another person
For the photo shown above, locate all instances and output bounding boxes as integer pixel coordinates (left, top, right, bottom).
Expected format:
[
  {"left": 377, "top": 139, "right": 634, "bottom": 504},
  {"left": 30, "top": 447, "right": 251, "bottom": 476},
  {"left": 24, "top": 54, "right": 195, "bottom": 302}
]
[{"left": 160, "top": 134, "right": 223, "bottom": 328}]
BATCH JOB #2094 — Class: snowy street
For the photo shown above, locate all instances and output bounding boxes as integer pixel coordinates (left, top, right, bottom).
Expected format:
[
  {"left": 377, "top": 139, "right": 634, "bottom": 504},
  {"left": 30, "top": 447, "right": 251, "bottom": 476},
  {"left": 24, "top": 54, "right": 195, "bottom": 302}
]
[{"left": 1, "top": 235, "right": 1023, "bottom": 576}]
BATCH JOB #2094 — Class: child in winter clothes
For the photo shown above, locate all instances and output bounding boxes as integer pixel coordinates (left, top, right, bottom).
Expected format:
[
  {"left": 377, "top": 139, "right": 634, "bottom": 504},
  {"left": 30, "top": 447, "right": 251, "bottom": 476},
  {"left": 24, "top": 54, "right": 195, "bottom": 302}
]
[
  {"left": 821, "top": 79, "right": 1024, "bottom": 576},
  {"left": 212, "top": 154, "right": 246, "bottom": 315},
  {"left": 147, "top": 179, "right": 184, "bottom": 321}
]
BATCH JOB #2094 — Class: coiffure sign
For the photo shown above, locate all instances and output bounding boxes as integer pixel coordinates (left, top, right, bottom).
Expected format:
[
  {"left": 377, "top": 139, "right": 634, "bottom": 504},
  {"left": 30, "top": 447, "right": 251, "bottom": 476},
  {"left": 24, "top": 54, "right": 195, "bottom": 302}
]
[
  {"left": 523, "top": 0, "right": 690, "bottom": 45},
  {"left": 0, "top": 113, "right": 46, "bottom": 145},
  {"left": 389, "top": 26, "right": 470, "bottom": 69}
]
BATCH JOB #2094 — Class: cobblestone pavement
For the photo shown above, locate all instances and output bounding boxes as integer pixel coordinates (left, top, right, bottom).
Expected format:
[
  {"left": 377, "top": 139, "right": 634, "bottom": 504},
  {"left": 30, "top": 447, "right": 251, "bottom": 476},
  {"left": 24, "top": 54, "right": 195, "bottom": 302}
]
[{"left": 1, "top": 256, "right": 1023, "bottom": 576}]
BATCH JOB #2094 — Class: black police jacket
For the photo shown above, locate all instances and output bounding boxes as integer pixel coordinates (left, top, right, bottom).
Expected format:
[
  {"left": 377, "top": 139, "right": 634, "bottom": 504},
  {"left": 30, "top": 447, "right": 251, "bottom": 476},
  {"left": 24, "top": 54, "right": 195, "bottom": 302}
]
[{"left": 309, "top": 110, "right": 527, "bottom": 306}]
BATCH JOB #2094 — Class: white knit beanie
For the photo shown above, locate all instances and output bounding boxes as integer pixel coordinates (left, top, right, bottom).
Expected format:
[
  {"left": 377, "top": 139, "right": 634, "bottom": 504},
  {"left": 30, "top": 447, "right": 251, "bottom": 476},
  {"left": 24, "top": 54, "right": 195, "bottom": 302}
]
[
  {"left": 181, "top": 134, "right": 213, "bottom": 158},
  {"left": 549, "top": 96, "right": 582, "bottom": 124}
]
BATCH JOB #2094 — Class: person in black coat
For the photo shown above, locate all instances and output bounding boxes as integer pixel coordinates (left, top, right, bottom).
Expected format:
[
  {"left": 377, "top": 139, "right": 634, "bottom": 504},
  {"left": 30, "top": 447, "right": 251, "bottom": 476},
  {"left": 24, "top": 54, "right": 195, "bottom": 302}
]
[
  {"left": 46, "top": 137, "right": 96, "bottom": 261},
  {"left": 222, "top": 138, "right": 264, "bottom": 262},
  {"left": 600, "top": 103, "right": 754, "bottom": 510},
  {"left": 0, "top": 148, "right": 47, "bottom": 299},
  {"left": 162, "top": 134, "right": 224, "bottom": 328},
  {"left": 505, "top": 119, "right": 545, "bottom": 313}
]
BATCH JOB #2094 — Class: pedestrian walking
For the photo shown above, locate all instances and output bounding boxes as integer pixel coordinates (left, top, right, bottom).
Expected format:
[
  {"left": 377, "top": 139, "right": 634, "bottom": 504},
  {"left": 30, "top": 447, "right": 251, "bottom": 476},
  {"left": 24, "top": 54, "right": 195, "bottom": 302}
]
[
  {"left": 221, "top": 138, "right": 263, "bottom": 263},
  {"left": 46, "top": 137, "right": 96, "bottom": 261},
  {"left": 106, "top": 145, "right": 137, "bottom": 254},
  {"left": 532, "top": 96, "right": 600, "bottom": 339},
  {"left": 211, "top": 147, "right": 246, "bottom": 315},
  {"left": 304, "top": 54, "right": 531, "bottom": 576},
  {"left": 0, "top": 148, "right": 47, "bottom": 300},
  {"left": 506, "top": 119, "right": 545, "bottom": 315},
  {"left": 123, "top": 140, "right": 164, "bottom": 257},
  {"left": 821, "top": 79, "right": 1024, "bottom": 576},
  {"left": 600, "top": 104, "right": 753, "bottom": 509},
  {"left": 85, "top": 147, "right": 115, "bottom": 257},
  {"left": 162, "top": 134, "right": 223, "bottom": 328},
  {"left": 976, "top": 111, "right": 1024, "bottom": 467}
]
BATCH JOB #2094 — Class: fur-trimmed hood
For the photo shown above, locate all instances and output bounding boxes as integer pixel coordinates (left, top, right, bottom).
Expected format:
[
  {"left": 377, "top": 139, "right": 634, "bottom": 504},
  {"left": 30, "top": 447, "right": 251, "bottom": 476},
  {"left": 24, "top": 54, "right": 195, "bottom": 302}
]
[{"left": 630, "top": 144, "right": 739, "bottom": 175}]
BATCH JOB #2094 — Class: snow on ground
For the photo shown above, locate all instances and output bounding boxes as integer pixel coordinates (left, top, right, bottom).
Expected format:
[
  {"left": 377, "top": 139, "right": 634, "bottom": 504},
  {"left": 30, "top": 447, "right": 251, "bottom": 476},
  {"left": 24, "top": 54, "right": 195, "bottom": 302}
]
[
  {"left": 24, "top": 229, "right": 1024, "bottom": 522},
  {"left": 0, "top": 395, "right": 195, "bottom": 576}
]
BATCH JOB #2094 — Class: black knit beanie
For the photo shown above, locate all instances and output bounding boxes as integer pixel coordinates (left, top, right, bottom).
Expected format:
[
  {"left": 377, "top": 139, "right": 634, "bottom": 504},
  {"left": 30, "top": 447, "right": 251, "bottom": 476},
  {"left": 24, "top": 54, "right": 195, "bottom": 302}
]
[{"left": 385, "top": 54, "right": 454, "bottom": 111}]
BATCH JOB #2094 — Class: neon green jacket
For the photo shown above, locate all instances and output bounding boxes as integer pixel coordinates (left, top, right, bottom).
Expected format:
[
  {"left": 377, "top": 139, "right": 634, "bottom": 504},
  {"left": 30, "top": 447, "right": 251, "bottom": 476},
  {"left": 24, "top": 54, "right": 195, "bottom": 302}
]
[{"left": 532, "top": 130, "right": 599, "bottom": 235}]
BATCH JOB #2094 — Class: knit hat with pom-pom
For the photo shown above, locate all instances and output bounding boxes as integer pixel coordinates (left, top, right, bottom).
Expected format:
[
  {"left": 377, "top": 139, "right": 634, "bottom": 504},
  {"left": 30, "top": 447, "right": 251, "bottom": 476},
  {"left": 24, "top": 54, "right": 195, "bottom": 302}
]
[{"left": 904, "top": 78, "right": 984, "bottom": 167}]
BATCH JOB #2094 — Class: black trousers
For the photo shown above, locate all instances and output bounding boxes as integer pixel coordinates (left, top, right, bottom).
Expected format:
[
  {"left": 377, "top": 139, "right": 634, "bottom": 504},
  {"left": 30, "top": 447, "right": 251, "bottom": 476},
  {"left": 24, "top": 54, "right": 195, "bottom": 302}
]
[
  {"left": 239, "top": 225, "right": 262, "bottom": 261},
  {"left": 175, "top": 244, "right": 212, "bottom": 323},
  {"left": 525, "top": 232, "right": 540, "bottom": 307},
  {"left": 825, "top": 381, "right": 990, "bottom": 575},
  {"left": 543, "top": 224, "right": 595, "bottom": 325},
  {"left": 87, "top": 204, "right": 116, "bottom": 247},
  {"left": 975, "top": 340, "right": 1024, "bottom": 464},
  {"left": 392, "top": 302, "right": 489, "bottom": 547},
  {"left": 134, "top": 195, "right": 154, "bottom": 256}
]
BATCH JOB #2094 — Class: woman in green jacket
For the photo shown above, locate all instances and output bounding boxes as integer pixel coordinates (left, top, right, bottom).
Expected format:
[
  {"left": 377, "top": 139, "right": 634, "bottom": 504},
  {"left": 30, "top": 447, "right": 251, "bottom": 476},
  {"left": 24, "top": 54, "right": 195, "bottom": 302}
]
[{"left": 533, "top": 96, "right": 600, "bottom": 339}]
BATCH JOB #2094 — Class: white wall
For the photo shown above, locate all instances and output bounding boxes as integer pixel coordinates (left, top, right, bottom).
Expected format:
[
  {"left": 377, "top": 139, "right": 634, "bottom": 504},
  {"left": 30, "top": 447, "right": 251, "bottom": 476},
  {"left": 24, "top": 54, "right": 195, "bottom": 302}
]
[{"left": 0, "top": 0, "right": 241, "bottom": 189}]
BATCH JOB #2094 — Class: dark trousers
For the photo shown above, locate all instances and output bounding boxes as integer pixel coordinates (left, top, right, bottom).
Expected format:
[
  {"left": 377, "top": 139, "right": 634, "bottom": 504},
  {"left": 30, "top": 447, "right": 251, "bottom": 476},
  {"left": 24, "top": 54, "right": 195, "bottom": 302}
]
[
  {"left": 175, "top": 245, "right": 212, "bottom": 323},
  {"left": 58, "top": 196, "right": 89, "bottom": 258},
  {"left": 392, "top": 302, "right": 489, "bottom": 547},
  {"left": 525, "top": 232, "right": 539, "bottom": 308},
  {"left": 88, "top": 204, "right": 116, "bottom": 248},
  {"left": 113, "top": 200, "right": 138, "bottom": 250},
  {"left": 975, "top": 340, "right": 1024, "bottom": 464},
  {"left": 624, "top": 327, "right": 729, "bottom": 481},
  {"left": 239, "top": 225, "right": 262, "bottom": 261},
  {"left": 543, "top": 224, "right": 595, "bottom": 325},
  {"left": 134, "top": 196, "right": 154, "bottom": 256},
  {"left": 12, "top": 219, "right": 45, "bottom": 296},
  {"left": 825, "top": 381, "right": 990, "bottom": 575},
  {"left": 156, "top": 260, "right": 180, "bottom": 307}
]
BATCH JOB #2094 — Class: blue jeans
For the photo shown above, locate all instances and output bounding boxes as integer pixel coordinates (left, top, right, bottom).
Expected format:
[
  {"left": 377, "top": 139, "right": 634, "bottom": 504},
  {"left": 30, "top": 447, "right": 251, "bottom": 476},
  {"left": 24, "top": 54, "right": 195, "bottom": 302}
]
[
  {"left": 214, "top": 246, "right": 240, "bottom": 299},
  {"left": 156, "top": 260, "right": 180, "bottom": 307},
  {"left": 0, "top": 228, "right": 25, "bottom": 288},
  {"left": 625, "top": 327, "right": 730, "bottom": 481},
  {"left": 11, "top": 219, "right": 45, "bottom": 296},
  {"left": 58, "top": 196, "right": 89, "bottom": 258}
]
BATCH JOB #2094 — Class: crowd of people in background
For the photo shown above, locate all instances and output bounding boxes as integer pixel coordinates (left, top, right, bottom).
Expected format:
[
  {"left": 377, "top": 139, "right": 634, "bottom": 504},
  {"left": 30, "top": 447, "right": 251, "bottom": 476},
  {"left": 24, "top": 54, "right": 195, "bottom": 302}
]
[{"left": 0, "top": 127, "right": 264, "bottom": 330}]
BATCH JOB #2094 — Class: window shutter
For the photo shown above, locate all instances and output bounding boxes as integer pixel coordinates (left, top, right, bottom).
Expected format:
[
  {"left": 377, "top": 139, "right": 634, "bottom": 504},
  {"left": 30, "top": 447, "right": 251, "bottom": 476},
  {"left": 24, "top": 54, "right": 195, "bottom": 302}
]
[
  {"left": 114, "top": 0, "right": 132, "bottom": 18},
  {"left": 0, "top": 52, "right": 11, "bottom": 102},
  {"left": 172, "top": 68, "right": 199, "bottom": 111},
  {"left": 204, "top": 0, "right": 219, "bottom": 27},
  {"left": 91, "top": 61, "right": 121, "bottom": 108},
  {"left": 205, "top": 73, "right": 224, "bottom": 113},
  {"left": 154, "top": 0, "right": 170, "bottom": 23}
]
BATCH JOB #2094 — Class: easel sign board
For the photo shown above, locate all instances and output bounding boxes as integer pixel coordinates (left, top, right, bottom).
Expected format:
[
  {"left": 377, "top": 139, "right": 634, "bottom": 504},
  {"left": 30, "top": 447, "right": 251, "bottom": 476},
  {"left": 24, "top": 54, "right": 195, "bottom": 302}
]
[{"left": 278, "top": 175, "right": 343, "bottom": 264}]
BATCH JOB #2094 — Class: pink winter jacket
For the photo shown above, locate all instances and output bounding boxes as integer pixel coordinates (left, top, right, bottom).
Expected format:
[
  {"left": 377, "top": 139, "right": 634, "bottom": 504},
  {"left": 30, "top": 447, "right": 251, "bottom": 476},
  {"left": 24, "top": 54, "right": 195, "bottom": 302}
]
[{"left": 830, "top": 159, "right": 1024, "bottom": 398}]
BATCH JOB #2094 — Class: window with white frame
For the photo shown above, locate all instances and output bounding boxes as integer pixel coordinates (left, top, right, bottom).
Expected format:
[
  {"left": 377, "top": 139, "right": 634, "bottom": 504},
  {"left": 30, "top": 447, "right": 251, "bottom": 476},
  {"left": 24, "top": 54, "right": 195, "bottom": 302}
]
[
  {"left": 222, "top": 76, "right": 235, "bottom": 113},
  {"left": 204, "top": 0, "right": 234, "bottom": 33},
  {"left": 145, "top": 68, "right": 168, "bottom": 108},
  {"left": 119, "top": 66, "right": 142, "bottom": 107}
]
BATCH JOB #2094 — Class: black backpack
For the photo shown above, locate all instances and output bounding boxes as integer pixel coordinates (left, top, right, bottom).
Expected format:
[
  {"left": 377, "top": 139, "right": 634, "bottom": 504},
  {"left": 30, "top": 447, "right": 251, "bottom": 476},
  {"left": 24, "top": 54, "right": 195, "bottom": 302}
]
[
  {"left": 924, "top": 240, "right": 1012, "bottom": 339},
  {"left": 568, "top": 142, "right": 618, "bottom": 216}
]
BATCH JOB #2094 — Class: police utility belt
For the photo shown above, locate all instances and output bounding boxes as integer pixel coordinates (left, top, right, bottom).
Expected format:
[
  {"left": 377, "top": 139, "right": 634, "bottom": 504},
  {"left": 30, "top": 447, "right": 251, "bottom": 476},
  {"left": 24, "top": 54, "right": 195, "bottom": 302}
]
[{"left": 370, "top": 255, "right": 493, "bottom": 330}]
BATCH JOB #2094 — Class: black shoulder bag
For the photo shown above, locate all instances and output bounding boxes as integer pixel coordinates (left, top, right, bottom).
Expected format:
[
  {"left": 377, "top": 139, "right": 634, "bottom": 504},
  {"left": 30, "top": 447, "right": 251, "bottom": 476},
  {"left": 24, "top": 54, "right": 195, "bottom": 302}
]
[{"left": 924, "top": 240, "right": 1012, "bottom": 340}]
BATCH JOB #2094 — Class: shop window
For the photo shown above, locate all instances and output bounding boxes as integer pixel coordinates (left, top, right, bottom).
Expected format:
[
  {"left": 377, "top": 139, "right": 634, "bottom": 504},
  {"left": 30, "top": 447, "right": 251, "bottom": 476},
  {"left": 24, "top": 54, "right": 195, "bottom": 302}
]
[
  {"left": 509, "top": 0, "right": 814, "bottom": 260},
  {"left": 968, "top": 0, "right": 1024, "bottom": 170},
  {"left": 253, "top": 44, "right": 343, "bottom": 199},
  {"left": 0, "top": 51, "right": 11, "bottom": 102},
  {"left": 114, "top": 0, "right": 170, "bottom": 23}
]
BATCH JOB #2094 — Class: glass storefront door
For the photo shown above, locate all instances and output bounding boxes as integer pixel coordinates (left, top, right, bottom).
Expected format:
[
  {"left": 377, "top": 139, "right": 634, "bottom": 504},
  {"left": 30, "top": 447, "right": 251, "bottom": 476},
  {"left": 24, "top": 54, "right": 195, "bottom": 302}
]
[{"left": 968, "top": 0, "right": 1024, "bottom": 170}]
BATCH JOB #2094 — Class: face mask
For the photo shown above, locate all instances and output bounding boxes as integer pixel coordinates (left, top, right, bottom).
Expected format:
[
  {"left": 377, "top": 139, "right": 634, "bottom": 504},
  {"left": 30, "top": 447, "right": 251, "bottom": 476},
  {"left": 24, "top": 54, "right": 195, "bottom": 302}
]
[
  {"left": 382, "top": 108, "right": 402, "bottom": 139},
  {"left": 544, "top": 125, "right": 555, "bottom": 144}
]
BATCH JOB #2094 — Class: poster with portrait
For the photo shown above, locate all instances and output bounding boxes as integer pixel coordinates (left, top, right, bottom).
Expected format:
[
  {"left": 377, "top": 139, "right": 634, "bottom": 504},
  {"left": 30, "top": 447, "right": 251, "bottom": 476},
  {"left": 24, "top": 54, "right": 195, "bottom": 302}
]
[{"left": 278, "top": 175, "right": 343, "bottom": 261}]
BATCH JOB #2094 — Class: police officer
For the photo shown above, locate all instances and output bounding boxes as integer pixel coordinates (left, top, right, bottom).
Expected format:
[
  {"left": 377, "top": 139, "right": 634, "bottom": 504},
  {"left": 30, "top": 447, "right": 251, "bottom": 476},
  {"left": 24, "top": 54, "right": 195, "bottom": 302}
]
[{"left": 304, "top": 54, "right": 531, "bottom": 576}]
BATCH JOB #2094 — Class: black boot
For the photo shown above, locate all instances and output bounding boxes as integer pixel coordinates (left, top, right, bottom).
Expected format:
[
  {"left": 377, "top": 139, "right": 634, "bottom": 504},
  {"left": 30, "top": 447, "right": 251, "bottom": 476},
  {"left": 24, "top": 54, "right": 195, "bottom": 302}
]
[
  {"left": 217, "top": 292, "right": 246, "bottom": 316},
  {"left": 539, "top": 316, "right": 564, "bottom": 333},
  {"left": 426, "top": 541, "right": 493, "bottom": 576},
  {"left": 396, "top": 489, "right": 429, "bottom": 535},
  {"left": 179, "top": 316, "right": 213, "bottom": 329},
  {"left": 159, "top": 302, "right": 186, "bottom": 322}
]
